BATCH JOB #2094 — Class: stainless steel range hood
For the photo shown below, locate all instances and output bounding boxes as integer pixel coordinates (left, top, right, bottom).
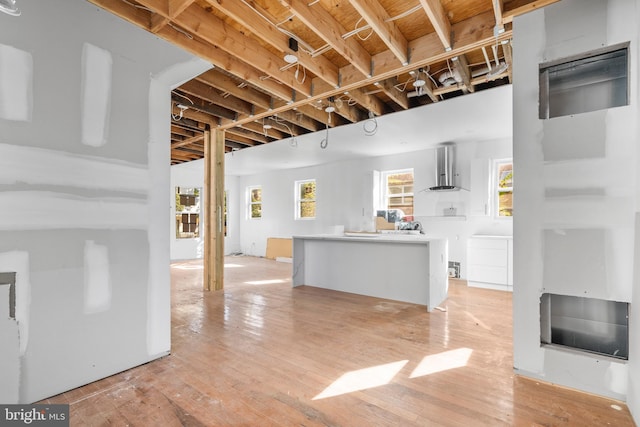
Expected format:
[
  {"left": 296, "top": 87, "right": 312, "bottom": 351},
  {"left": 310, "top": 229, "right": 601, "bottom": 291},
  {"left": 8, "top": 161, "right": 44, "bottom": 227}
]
[{"left": 429, "top": 143, "right": 463, "bottom": 191}]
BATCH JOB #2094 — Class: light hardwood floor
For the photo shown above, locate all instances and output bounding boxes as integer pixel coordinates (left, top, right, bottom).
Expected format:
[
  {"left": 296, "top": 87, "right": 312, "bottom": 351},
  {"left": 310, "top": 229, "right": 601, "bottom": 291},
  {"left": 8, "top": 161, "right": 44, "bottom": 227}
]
[{"left": 42, "top": 256, "right": 634, "bottom": 426}]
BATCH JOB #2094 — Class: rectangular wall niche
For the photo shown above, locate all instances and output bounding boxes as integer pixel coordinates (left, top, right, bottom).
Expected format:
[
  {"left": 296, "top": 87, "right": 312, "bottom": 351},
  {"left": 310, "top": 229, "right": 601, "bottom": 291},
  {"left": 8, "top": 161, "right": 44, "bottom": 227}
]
[
  {"left": 540, "top": 293, "right": 628, "bottom": 360},
  {"left": 539, "top": 42, "right": 629, "bottom": 119}
]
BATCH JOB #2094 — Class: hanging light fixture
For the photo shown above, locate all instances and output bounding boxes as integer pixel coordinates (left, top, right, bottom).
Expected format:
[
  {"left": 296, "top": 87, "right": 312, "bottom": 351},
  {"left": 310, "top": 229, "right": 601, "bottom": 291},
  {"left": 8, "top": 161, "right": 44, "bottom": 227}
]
[
  {"left": 412, "top": 68, "right": 426, "bottom": 88},
  {"left": 0, "top": 0, "right": 20, "bottom": 16}
]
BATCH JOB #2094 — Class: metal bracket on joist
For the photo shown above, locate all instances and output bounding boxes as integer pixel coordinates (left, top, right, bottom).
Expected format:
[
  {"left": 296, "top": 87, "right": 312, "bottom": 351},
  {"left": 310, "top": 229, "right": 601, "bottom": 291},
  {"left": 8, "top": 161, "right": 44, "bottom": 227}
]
[
  {"left": 250, "top": 104, "right": 255, "bottom": 117},
  {"left": 369, "top": 59, "right": 374, "bottom": 78},
  {"left": 336, "top": 71, "right": 342, "bottom": 90},
  {"left": 291, "top": 89, "right": 296, "bottom": 104}
]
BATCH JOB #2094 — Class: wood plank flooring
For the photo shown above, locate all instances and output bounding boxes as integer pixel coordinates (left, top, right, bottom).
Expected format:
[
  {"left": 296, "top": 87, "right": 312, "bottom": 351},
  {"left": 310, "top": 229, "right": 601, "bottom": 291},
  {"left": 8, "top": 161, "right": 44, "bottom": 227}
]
[{"left": 41, "top": 256, "right": 635, "bottom": 426}]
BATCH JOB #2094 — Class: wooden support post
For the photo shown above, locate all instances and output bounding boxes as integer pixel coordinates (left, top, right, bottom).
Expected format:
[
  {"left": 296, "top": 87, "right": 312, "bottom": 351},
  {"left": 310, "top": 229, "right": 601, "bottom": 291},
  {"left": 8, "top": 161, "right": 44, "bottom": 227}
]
[{"left": 203, "top": 127, "right": 225, "bottom": 291}]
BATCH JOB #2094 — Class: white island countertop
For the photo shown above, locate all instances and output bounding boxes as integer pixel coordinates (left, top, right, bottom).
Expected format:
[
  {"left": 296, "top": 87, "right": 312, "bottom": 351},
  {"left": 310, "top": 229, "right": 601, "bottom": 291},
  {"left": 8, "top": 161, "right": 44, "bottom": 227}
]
[{"left": 292, "top": 234, "right": 448, "bottom": 311}]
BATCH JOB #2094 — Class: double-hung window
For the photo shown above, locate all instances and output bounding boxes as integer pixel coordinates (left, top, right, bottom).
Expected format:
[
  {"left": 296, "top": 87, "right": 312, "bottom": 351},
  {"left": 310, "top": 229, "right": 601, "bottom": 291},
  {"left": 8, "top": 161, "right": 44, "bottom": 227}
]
[
  {"left": 295, "top": 179, "right": 316, "bottom": 219},
  {"left": 494, "top": 160, "right": 513, "bottom": 217},
  {"left": 381, "top": 169, "right": 414, "bottom": 217},
  {"left": 248, "top": 186, "right": 262, "bottom": 219}
]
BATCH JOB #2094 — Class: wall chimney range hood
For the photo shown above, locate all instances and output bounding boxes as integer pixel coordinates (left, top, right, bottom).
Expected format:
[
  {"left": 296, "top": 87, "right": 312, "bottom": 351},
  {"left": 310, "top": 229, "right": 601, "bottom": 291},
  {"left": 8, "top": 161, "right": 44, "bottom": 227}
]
[{"left": 429, "top": 143, "right": 464, "bottom": 191}]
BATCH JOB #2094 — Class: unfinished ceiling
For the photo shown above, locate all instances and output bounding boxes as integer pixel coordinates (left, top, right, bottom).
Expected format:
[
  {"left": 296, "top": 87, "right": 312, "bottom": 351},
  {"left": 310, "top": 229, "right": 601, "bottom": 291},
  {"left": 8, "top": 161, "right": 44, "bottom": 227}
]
[{"left": 88, "top": 0, "right": 559, "bottom": 164}]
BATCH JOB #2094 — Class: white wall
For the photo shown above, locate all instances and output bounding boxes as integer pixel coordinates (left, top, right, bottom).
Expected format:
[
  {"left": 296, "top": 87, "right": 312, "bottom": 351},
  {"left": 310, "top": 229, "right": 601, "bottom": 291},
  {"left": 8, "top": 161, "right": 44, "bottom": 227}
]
[
  {"left": 0, "top": 0, "right": 210, "bottom": 403},
  {"left": 513, "top": 0, "right": 638, "bottom": 402},
  {"left": 234, "top": 140, "right": 512, "bottom": 275}
]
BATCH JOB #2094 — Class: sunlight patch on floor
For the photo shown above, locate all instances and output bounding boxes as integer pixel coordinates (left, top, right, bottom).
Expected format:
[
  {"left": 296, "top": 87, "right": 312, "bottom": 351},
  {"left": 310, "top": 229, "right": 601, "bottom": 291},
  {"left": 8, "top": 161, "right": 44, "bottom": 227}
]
[
  {"left": 224, "top": 263, "right": 245, "bottom": 268},
  {"left": 173, "top": 264, "right": 204, "bottom": 270},
  {"left": 244, "top": 279, "right": 287, "bottom": 285},
  {"left": 410, "top": 348, "right": 473, "bottom": 378},
  {"left": 313, "top": 360, "right": 408, "bottom": 400}
]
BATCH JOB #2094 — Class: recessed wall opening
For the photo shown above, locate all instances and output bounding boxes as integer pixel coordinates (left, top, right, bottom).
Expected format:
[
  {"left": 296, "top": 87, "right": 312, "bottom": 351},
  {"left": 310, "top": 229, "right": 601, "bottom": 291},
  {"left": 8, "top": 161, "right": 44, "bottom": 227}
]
[
  {"left": 540, "top": 293, "right": 628, "bottom": 360},
  {"left": 539, "top": 42, "right": 629, "bottom": 119}
]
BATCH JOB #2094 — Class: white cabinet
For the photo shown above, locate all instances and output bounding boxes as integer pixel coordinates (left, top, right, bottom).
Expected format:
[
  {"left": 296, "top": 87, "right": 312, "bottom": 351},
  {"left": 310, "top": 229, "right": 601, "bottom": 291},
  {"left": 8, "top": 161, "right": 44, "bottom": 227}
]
[
  {"left": 467, "top": 236, "right": 513, "bottom": 291},
  {"left": 470, "top": 158, "right": 490, "bottom": 216}
]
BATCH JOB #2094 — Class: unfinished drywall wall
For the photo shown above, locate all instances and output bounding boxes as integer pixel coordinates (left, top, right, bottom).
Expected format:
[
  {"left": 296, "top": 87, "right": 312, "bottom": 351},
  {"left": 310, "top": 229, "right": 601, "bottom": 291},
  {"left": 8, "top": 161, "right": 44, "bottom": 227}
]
[
  {"left": 512, "top": 0, "right": 638, "bottom": 401},
  {"left": 0, "top": 0, "right": 210, "bottom": 403}
]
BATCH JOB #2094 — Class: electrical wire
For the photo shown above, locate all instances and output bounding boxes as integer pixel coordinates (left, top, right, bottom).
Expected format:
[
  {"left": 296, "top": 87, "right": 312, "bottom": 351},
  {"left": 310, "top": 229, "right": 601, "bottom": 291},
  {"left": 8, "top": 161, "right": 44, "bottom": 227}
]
[
  {"left": 363, "top": 112, "right": 378, "bottom": 136},
  {"left": 320, "top": 124, "right": 329, "bottom": 149}
]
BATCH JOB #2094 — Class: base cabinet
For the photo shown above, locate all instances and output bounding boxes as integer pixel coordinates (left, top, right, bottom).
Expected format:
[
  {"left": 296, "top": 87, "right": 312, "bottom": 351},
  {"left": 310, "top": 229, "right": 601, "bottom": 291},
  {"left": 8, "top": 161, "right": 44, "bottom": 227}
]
[{"left": 467, "top": 236, "right": 513, "bottom": 291}]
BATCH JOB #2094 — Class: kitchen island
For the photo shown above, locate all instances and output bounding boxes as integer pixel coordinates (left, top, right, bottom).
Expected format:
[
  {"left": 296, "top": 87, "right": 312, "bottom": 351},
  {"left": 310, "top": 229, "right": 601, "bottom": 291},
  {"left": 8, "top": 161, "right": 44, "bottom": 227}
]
[{"left": 292, "top": 234, "right": 448, "bottom": 311}]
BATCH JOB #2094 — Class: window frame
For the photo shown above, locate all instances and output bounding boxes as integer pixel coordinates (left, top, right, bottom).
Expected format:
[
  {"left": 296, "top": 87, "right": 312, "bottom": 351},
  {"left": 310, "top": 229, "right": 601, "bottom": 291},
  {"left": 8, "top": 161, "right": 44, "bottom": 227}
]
[
  {"left": 381, "top": 168, "right": 414, "bottom": 217},
  {"left": 493, "top": 159, "right": 513, "bottom": 219},
  {"left": 175, "top": 186, "right": 201, "bottom": 239},
  {"left": 247, "top": 185, "right": 262, "bottom": 220},
  {"left": 295, "top": 179, "right": 316, "bottom": 220}
]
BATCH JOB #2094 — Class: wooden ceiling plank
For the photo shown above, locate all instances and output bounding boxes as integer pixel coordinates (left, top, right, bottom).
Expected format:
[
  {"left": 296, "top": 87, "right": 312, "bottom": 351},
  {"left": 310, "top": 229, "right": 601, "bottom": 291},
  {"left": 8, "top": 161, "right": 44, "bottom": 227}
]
[
  {"left": 417, "top": 0, "right": 453, "bottom": 51},
  {"left": 451, "top": 54, "right": 474, "bottom": 93},
  {"left": 348, "top": 0, "right": 409, "bottom": 66},
  {"left": 277, "top": 109, "right": 322, "bottom": 132},
  {"left": 502, "top": 0, "right": 561, "bottom": 24},
  {"left": 173, "top": 95, "right": 237, "bottom": 121},
  {"left": 179, "top": 80, "right": 253, "bottom": 116},
  {"left": 241, "top": 121, "right": 287, "bottom": 140},
  {"left": 222, "top": 14, "right": 508, "bottom": 130},
  {"left": 344, "top": 87, "right": 386, "bottom": 116},
  {"left": 152, "top": 27, "right": 293, "bottom": 102},
  {"left": 171, "top": 134, "right": 204, "bottom": 149},
  {"left": 174, "top": 4, "right": 312, "bottom": 97},
  {"left": 204, "top": 0, "right": 340, "bottom": 88},
  {"left": 280, "top": 0, "right": 372, "bottom": 77},
  {"left": 133, "top": 0, "right": 310, "bottom": 98},
  {"left": 295, "top": 104, "right": 337, "bottom": 127},
  {"left": 168, "top": 0, "right": 195, "bottom": 17},
  {"left": 377, "top": 78, "right": 409, "bottom": 110},
  {"left": 331, "top": 100, "right": 364, "bottom": 123},
  {"left": 226, "top": 127, "right": 270, "bottom": 144},
  {"left": 171, "top": 125, "right": 195, "bottom": 138},
  {"left": 196, "top": 70, "right": 272, "bottom": 111},
  {"left": 224, "top": 134, "right": 257, "bottom": 147}
]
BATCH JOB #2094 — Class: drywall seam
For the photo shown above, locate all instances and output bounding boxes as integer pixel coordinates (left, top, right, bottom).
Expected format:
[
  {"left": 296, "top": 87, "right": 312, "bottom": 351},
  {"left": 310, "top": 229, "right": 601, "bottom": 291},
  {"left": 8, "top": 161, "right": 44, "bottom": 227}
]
[
  {"left": 83, "top": 240, "right": 111, "bottom": 314},
  {"left": 81, "top": 43, "right": 112, "bottom": 147},
  {"left": 0, "top": 191, "right": 147, "bottom": 230},
  {"left": 0, "top": 251, "right": 30, "bottom": 355},
  {"left": 0, "top": 143, "right": 149, "bottom": 194},
  {"left": 0, "top": 44, "right": 32, "bottom": 122}
]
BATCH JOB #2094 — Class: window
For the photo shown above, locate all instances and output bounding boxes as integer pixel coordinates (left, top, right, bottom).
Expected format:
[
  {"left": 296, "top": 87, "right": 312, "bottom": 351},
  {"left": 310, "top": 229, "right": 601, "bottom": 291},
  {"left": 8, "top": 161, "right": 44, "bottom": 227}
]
[
  {"left": 539, "top": 43, "right": 629, "bottom": 119},
  {"left": 494, "top": 160, "right": 513, "bottom": 217},
  {"left": 295, "top": 179, "right": 316, "bottom": 219},
  {"left": 175, "top": 187, "right": 200, "bottom": 239},
  {"left": 382, "top": 169, "right": 414, "bottom": 217},
  {"left": 248, "top": 186, "right": 262, "bottom": 219}
]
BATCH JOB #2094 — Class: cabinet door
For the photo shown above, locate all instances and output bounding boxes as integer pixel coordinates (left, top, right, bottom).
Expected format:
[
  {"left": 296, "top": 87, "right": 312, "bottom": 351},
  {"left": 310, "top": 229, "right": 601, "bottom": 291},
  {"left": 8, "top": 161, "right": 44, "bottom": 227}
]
[{"left": 470, "top": 159, "right": 490, "bottom": 216}]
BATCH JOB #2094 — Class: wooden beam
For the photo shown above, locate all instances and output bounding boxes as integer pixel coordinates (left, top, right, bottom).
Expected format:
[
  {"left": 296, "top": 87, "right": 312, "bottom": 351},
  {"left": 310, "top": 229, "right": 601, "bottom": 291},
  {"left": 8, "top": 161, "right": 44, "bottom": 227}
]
[
  {"left": 171, "top": 134, "right": 204, "bottom": 149},
  {"left": 225, "top": 133, "right": 257, "bottom": 147},
  {"left": 173, "top": 95, "right": 237, "bottom": 121},
  {"left": 502, "top": 40, "right": 513, "bottom": 83},
  {"left": 280, "top": 0, "right": 372, "bottom": 77},
  {"left": 344, "top": 87, "right": 386, "bottom": 116},
  {"left": 174, "top": 4, "right": 312, "bottom": 96},
  {"left": 451, "top": 54, "right": 474, "bottom": 93},
  {"left": 179, "top": 80, "right": 254, "bottom": 116},
  {"left": 276, "top": 109, "right": 323, "bottom": 132},
  {"left": 196, "top": 70, "right": 273, "bottom": 111},
  {"left": 418, "top": 0, "right": 453, "bottom": 51},
  {"left": 503, "top": 0, "right": 561, "bottom": 24},
  {"left": 226, "top": 127, "right": 271, "bottom": 144},
  {"left": 377, "top": 78, "right": 409, "bottom": 110},
  {"left": 348, "top": 0, "right": 409, "bottom": 66},
  {"left": 203, "top": 128, "right": 225, "bottom": 292},
  {"left": 204, "top": 0, "right": 340, "bottom": 88}
]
